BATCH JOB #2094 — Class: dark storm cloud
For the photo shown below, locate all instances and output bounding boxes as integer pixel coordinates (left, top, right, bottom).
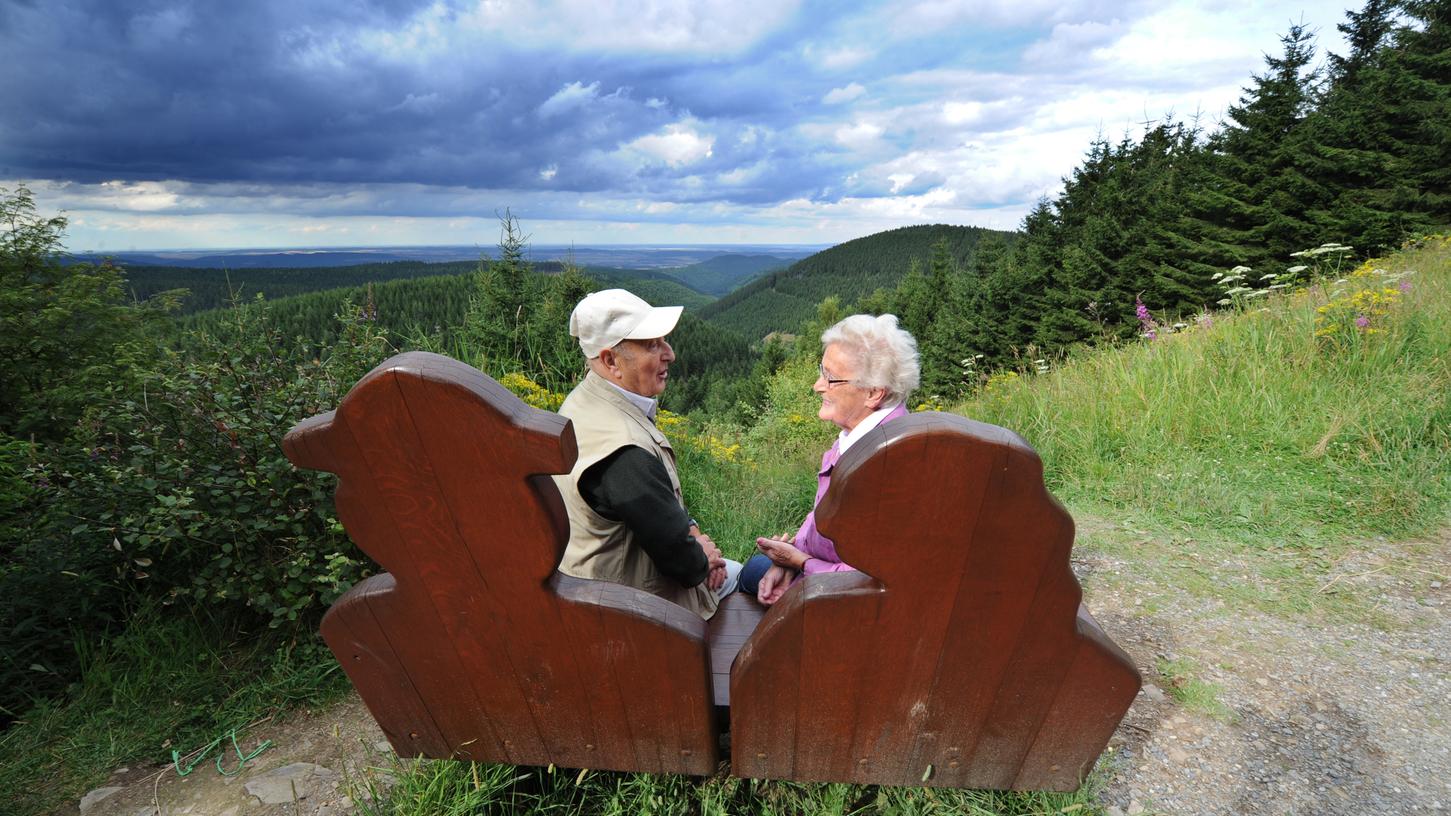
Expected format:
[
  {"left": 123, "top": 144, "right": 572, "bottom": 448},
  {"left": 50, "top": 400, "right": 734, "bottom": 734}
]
[{"left": 0, "top": 0, "right": 873, "bottom": 208}]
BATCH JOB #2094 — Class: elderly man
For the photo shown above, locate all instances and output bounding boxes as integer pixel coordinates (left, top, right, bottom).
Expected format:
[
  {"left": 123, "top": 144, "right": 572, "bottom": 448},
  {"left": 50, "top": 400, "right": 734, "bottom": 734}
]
[{"left": 553, "top": 289, "right": 741, "bottom": 619}]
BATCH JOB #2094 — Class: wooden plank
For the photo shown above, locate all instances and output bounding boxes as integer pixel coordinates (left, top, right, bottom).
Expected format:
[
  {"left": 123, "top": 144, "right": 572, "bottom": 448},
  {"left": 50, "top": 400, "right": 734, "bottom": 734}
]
[
  {"left": 706, "top": 592, "right": 766, "bottom": 707},
  {"left": 729, "top": 582, "right": 805, "bottom": 781},
  {"left": 729, "top": 412, "right": 1140, "bottom": 789},
  {"left": 320, "top": 413, "right": 512, "bottom": 762},
  {"left": 319, "top": 576, "right": 449, "bottom": 758},
  {"left": 285, "top": 351, "right": 717, "bottom": 777},
  {"left": 1011, "top": 611, "right": 1143, "bottom": 790}
]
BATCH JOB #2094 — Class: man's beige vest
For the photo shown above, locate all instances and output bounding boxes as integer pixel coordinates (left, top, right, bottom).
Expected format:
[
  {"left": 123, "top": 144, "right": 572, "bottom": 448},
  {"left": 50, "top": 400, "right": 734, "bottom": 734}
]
[{"left": 554, "top": 371, "right": 718, "bottom": 619}]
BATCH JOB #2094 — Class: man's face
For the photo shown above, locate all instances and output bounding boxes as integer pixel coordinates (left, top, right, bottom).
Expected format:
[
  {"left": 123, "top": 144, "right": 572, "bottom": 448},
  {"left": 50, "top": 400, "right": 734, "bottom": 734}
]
[{"left": 607, "top": 336, "right": 675, "bottom": 398}]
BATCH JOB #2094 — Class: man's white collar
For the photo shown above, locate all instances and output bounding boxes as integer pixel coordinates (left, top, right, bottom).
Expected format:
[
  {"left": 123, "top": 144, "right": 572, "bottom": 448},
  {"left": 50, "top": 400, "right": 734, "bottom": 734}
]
[
  {"left": 838, "top": 402, "right": 900, "bottom": 454},
  {"left": 603, "top": 378, "right": 659, "bottom": 421}
]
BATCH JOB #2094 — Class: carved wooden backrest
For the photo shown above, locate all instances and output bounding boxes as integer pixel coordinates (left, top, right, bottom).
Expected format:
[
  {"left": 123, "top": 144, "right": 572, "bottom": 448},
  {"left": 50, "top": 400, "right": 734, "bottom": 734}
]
[
  {"left": 729, "top": 412, "right": 1139, "bottom": 790},
  {"left": 283, "top": 351, "right": 718, "bottom": 775}
]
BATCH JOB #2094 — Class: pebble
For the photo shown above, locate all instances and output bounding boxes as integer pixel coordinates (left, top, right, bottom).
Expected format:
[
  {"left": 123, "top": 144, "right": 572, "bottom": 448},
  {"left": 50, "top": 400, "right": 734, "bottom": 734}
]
[{"left": 79, "top": 786, "right": 124, "bottom": 814}]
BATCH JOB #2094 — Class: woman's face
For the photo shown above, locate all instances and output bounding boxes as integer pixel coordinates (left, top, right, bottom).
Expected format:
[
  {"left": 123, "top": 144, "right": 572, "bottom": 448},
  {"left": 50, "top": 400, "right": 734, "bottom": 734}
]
[{"left": 815, "top": 342, "right": 883, "bottom": 432}]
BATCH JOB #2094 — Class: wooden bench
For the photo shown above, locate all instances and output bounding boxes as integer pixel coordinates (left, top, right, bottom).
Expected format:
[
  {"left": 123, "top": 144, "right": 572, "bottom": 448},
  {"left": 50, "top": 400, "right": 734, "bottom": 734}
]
[{"left": 283, "top": 351, "right": 1139, "bottom": 789}]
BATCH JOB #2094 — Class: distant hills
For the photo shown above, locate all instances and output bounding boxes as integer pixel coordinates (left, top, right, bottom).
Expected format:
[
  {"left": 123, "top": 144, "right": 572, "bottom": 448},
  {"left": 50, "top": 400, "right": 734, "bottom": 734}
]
[
  {"left": 699, "top": 224, "right": 1016, "bottom": 340},
  {"left": 73, "top": 243, "right": 817, "bottom": 272},
  {"left": 103, "top": 228, "right": 1027, "bottom": 341},
  {"left": 657, "top": 254, "right": 792, "bottom": 296},
  {"left": 91, "top": 245, "right": 812, "bottom": 313}
]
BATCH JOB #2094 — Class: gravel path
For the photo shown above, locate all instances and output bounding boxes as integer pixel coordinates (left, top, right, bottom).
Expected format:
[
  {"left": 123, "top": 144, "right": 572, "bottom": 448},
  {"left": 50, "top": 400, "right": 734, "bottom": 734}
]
[{"left": 1085, "top": 528, "right": 1450, "bottom": 815}]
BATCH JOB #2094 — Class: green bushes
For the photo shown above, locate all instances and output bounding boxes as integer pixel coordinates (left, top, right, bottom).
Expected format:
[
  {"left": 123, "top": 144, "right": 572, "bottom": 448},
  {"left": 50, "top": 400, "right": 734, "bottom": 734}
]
[{"left": 1, "top": 291, "right": 392, "bottom": 721}]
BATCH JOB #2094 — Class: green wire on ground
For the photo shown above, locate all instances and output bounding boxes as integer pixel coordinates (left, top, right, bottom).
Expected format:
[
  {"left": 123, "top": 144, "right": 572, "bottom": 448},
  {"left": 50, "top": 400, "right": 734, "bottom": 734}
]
[{"left": 171, "top": 729, "right": 272, "bottom": 778}]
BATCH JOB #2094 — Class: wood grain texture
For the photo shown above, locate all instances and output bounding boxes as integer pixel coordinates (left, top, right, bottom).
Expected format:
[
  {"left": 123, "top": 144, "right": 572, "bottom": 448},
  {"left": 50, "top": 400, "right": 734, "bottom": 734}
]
[
  {"left": 706, "top": 592, "right": 767, "bottom": 707},
  {"left": 728, "top": 412, "right": 1140, "bottom": 790},
  {"left": 284, "top": 351, "right": 718, "bottom": 775}
]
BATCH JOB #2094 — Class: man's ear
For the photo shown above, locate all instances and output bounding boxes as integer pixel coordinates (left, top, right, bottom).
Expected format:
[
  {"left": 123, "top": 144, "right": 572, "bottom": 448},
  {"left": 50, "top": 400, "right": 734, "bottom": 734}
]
[{"left": 597, "top": 347, "right": 622, "bottom": 379}]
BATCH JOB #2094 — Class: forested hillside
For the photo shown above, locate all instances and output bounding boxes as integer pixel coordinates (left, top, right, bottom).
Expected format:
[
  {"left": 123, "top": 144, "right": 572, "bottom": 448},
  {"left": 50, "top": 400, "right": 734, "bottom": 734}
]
[
  {"left": 659, "top": 253, "right": 790, "bottom": 296},
  {"left": 700, "top": 224, "right": 1009, "bottom": 339},
  {"left": 119, "top": 257, "right": 714, "bottom": 316},
  {"left": 122, "top": 260, "right": 488, "bottom": 312}
]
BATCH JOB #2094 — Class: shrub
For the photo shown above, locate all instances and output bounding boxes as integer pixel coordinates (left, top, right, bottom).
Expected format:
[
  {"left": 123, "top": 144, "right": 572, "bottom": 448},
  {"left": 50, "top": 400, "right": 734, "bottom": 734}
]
[{"left": 2, "top": 295, "right": 393, "bottom": 721}]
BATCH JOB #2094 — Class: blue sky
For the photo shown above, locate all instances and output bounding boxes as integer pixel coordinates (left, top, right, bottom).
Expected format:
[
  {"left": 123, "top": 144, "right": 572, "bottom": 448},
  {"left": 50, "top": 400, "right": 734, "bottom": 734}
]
[{"left": 2, "top": 0, "right": 1356, "bottom": 250}]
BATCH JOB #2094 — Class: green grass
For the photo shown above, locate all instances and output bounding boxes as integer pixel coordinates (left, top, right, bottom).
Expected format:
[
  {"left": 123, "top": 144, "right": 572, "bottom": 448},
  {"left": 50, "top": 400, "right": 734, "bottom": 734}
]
[
  {"left": 356, "top": 757, "right": 1118, "bottom": 816},
  {"left": 945, "top": 237, "right": 1451, "bottom": 624},
  {"left": 1155, "top": 658, "right": 1235, "bottom": 722},
  {"left": 0, "top": 603, "right": 348, "bottom": 816}
]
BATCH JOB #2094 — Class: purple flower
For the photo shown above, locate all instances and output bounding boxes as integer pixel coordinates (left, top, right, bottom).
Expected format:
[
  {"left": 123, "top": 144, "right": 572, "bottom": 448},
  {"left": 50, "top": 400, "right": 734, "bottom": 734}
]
[
  {"left": 1399, "top": 280, "right": 1412, "bottom": 293},
  {"left": 1354, "top": 314, "right": 1371, "bottom": 330},
  {"left": 1135, "top": 296, "right": 1158, "bottom": 340}
]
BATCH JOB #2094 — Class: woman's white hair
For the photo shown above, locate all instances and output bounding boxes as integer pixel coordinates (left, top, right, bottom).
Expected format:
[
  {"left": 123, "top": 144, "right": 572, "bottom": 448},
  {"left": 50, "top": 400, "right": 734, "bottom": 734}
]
[{"left": 821, "top": 314, "right": 920, "bottom": 404}]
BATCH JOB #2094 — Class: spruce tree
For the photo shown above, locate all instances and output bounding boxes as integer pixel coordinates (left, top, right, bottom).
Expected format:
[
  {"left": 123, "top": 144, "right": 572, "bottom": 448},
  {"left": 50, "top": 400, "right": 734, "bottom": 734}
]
[{"left": 1210, "top": 24, "right": 1328, "bottom": 267}]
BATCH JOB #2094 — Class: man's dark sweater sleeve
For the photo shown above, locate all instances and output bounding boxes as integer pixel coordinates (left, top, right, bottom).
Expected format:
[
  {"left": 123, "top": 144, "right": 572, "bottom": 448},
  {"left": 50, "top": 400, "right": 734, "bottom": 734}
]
[{"left": 578, "top": 446, "right": 708, "bottom": 588}]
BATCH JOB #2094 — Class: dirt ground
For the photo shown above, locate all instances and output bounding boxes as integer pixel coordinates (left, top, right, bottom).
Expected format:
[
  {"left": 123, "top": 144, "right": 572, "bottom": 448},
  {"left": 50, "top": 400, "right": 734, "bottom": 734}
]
[{"left": 74, "top": 529, "right": 1449, "bottom": 816}]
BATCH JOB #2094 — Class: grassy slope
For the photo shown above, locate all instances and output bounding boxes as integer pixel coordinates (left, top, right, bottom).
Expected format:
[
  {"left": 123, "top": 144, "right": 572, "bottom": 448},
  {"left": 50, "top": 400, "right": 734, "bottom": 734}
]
[{"left": 949, "top": 236, "right": 1450, "bottom": 624}]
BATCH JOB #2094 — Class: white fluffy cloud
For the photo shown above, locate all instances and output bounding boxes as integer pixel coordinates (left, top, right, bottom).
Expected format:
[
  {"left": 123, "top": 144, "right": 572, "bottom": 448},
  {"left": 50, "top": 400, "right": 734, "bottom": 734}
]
[
  {"left": 622, "top": 122, "right": 715, "bottom": 168},
  {"left": 823, "top": 83, "right": 867, "bottom": 105}
]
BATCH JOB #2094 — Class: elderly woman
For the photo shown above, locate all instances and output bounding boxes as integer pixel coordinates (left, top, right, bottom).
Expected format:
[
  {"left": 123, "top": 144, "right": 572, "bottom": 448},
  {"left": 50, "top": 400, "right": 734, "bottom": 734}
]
[{"left": 739, "top": 313, "right": 920, "bottom": 605}]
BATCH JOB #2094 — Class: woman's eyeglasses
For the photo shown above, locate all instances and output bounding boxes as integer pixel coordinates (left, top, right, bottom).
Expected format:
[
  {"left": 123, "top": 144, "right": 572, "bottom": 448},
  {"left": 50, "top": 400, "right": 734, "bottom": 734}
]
[{"left": 818, "top": 363, "right": 852, "bottom": 388}]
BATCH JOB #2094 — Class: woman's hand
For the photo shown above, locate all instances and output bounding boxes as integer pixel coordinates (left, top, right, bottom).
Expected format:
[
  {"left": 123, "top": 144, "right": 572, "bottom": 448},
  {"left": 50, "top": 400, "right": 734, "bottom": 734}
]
[
  {"left": 757, "top": 564, "right": 795, "bottom": 606},
  {"left": 756, "top": 536, "right": 807, "bottom": 570}
]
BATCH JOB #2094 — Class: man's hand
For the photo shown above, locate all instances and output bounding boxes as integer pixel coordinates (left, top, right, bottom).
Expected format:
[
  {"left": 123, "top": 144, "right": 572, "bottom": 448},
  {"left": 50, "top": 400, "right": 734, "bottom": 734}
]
[
  {"left": 692, "top": 525, "right": 727, "bottom": 590},
  {"left": 756, "top": 536, "right": 807, "bottom": 570},
  {"left": 757, "top": 564, "right": 794, "bottom": 605}
]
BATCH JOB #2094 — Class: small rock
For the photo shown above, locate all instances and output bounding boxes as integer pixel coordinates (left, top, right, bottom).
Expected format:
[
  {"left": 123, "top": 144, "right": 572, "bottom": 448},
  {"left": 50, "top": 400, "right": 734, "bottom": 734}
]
[
  {"left": 1142, "top": 685, "right": 1167, "bottom": 703},
  {"left": 1168, "top": 747, "right": 1190, "bottom": 763},
  {"left": 374, "top": 739, "right": 394, "bottom": 754},
  {"left": 1127, "top": 800, "right": 1146, "bottom": 816},
  {"left": 1106, "top": 807, "right": 1126, "bottom": 816},
  {"left": 1431, "top": 581, "right": 1442, "bottom": 589},
  {"left": 243, "top": 762, "right": 340, "bottom": 805},
  {"left": 79, "top": 786, "right": 124, "bottom": 814}
]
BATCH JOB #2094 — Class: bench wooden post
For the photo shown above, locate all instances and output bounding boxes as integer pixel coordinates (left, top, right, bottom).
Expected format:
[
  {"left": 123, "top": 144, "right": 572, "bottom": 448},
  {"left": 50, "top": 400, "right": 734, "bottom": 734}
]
[
  {"left": 283, "top": 351, "right": 719, "bottom": 775},
  {"left": 728, "top": 412, "right": 1139, "bottom": 790}
]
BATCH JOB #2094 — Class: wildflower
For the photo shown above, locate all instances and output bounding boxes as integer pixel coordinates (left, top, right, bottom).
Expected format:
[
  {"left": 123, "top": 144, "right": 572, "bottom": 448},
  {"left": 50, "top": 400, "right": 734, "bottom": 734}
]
[
  {"left": 1399, "top": 280, "right": 1412, "bottom": 293},
  {"left": 1135, "top": 295, "right": 1159, "bottom": 340},
  {"left": 1354, "top": 315, "right": 1370, "bottom": 330}
]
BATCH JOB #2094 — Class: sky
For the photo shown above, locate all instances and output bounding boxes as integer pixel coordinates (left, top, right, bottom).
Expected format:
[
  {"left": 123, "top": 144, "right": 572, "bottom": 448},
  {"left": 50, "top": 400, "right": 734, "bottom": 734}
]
[{"left": 1, "top": 0, "right": 1359, "bottom": 251}]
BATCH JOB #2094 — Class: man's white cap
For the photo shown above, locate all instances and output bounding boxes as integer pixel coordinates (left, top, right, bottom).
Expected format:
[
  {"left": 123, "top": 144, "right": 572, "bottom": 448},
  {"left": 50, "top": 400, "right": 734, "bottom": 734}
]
[{"left": 569, "top": 289, "right": 683, "bottom": 359}]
